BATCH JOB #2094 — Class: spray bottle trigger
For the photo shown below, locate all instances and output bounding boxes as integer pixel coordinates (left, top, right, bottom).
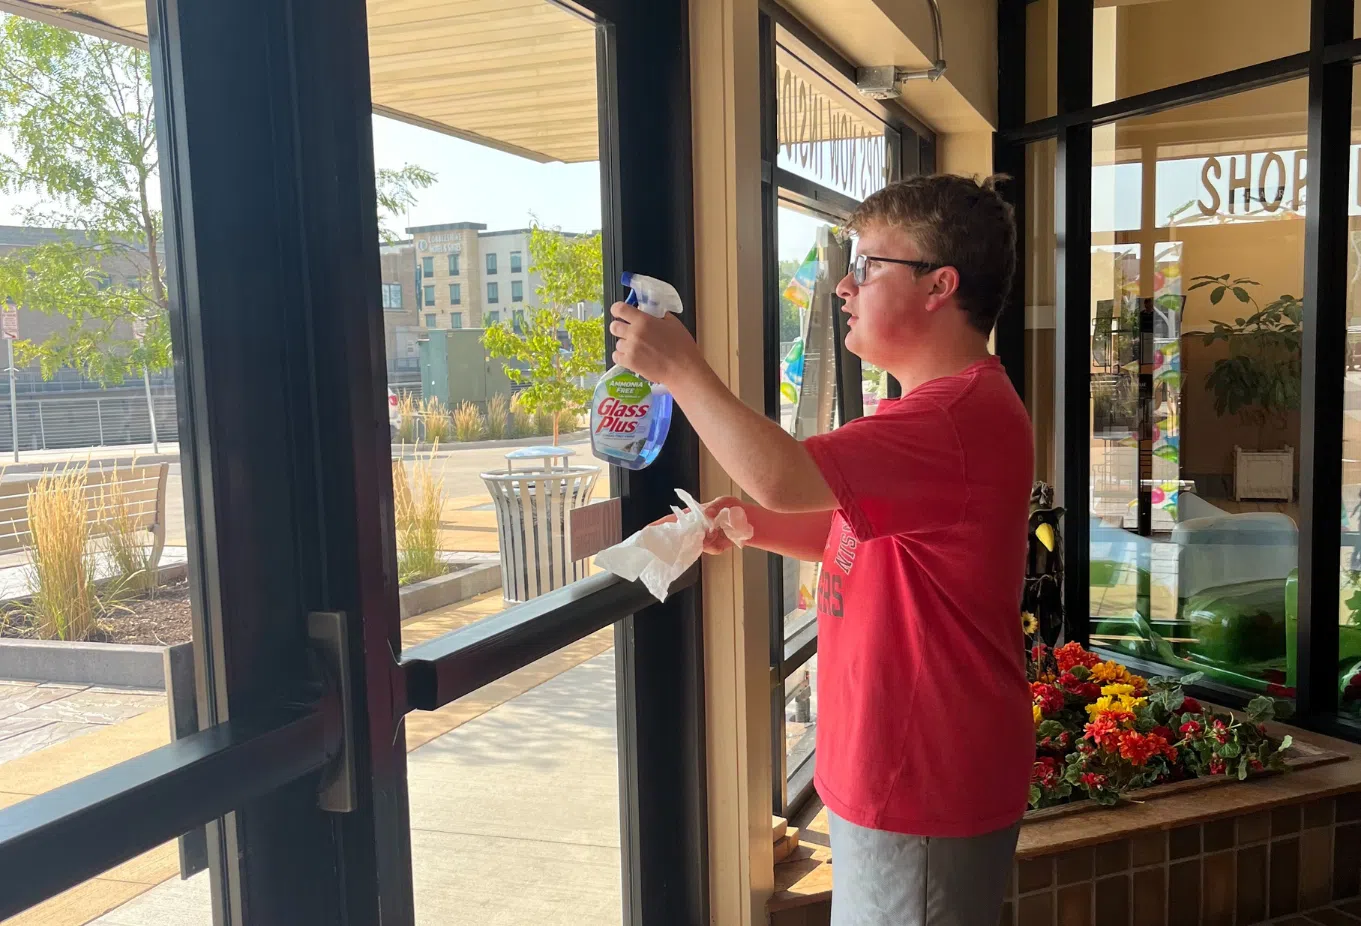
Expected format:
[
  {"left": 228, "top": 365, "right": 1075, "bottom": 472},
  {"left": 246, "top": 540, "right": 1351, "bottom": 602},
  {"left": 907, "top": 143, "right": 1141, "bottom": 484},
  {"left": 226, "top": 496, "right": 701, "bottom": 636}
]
[{"left": 625, "top": 290, "right": 639, "bottom": 307}]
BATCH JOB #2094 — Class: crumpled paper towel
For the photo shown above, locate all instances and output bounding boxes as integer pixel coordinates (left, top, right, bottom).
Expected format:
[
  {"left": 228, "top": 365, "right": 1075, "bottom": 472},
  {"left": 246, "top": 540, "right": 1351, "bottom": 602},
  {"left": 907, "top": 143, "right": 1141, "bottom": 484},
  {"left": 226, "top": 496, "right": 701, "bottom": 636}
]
[{"left": 594, "top": 489, "right": 753, "bottom": 602}]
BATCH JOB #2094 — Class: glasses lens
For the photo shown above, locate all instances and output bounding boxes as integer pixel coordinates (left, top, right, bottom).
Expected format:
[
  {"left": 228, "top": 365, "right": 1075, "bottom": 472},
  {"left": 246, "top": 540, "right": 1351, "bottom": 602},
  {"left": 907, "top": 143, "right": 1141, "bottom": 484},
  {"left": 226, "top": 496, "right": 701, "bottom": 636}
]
[{"left": 853, "top": 255, "right": 866, "bottom": 285}]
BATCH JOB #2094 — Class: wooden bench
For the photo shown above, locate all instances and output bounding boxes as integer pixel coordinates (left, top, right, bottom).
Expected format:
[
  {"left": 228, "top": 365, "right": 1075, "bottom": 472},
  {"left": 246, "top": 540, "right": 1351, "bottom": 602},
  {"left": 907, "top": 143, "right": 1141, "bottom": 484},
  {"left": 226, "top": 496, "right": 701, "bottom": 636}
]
[{"left": 0, "top": 462, "right": 170, "bottom": 571}]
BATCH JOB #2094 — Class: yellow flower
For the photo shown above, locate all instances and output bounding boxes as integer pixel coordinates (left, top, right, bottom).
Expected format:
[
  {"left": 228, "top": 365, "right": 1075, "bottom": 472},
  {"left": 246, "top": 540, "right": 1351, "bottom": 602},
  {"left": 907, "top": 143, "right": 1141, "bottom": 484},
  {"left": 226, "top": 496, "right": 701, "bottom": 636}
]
[
  {"left": 1033, "top": 704, "right": 1043, "bottom": 725},
  {"left": 1085, "top": 692, "right": 1147, "bottom": 719},
  {"left": 1022, "top": 611, "right": 1039, "bottom": 635},
  {"left": 1090, "top": 661, "right": 1133, "bottom": 685}
]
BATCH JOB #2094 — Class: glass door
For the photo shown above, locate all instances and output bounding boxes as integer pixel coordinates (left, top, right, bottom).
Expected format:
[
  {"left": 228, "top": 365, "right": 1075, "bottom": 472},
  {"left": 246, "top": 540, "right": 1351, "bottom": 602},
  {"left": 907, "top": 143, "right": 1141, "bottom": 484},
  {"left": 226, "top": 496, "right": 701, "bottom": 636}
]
[{"left": 0, "top": 1, "right": 707, "bottom": 924}]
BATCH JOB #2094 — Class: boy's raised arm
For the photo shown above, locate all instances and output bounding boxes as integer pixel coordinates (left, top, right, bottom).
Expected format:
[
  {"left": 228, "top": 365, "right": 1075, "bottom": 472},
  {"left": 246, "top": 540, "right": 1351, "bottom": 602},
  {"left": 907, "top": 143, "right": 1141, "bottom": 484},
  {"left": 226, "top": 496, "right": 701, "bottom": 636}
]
[{"left": 608, "top": 301, "right": 837, "bottom": 514}]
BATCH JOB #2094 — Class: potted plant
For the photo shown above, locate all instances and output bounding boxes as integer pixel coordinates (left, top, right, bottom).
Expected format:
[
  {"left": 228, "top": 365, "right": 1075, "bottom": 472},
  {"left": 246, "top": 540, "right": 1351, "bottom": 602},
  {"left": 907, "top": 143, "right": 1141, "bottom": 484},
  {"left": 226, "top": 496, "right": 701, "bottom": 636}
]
[{"left": 1192, "top": 274, "right": 1301, "bottom": 501}]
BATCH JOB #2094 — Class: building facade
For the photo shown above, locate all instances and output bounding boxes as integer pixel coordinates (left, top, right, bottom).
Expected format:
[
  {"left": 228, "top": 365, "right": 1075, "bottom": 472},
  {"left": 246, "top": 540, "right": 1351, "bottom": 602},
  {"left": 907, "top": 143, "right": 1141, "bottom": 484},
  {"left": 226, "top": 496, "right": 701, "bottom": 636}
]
[{"left": 380, "top": 222, "right": 600, "bottom": 373}]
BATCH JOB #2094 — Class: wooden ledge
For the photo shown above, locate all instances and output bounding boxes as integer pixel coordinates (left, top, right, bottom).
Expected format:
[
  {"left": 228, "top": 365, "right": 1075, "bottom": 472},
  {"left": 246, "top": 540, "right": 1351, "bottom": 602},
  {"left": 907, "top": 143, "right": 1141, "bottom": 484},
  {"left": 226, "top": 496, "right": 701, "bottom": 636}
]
[{"left": 770, "top": 721, "right": 1361, "bottom": 913}]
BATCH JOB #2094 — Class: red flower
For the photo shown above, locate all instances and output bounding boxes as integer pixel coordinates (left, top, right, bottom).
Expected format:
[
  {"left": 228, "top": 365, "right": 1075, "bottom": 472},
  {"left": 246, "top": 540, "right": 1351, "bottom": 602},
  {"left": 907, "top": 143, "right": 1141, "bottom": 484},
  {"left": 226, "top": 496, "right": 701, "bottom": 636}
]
[
  {"left": 1117, "top": 730, "right": 1175, "bottom": 767},
  {"left": 1180, "top": 697, "right": 1202, "bottom": 714},
  {"left": 1179, "top": 720, "right": 1203, "bottom": 738},
  {"left": 1152, "top": 726, "right": 1174, "bottom": 743},
  {"left": 1032, "top": 757, "right": 1062, "bottom": 789},
  {"left": 1058, "top": 672, "right": 1101, "bottom": 700},
  {"left": 1209, "top": 758, "right": 1227, "bottom": 775},
  {"left": 1056, "top": 642, "right": 1101, "bottom": 674},
  {"left": 1031, "top": 644, "right": 1049, "bottom": 664},
  {"left": 1031, "top": 682, "right": 1066, "bottom": 716},
  {"left": 1211, "top": 720, "right": 1230, "bottom": 745},
  {"left": 1249, "top": 758, "right": 1265, "bottom": 773},
  {"left": 1080, "top": 772, "right": 1109, "bottom": 791},
  {"left": 1084, "top": 713, "right": 1132, "bottom": 752}
]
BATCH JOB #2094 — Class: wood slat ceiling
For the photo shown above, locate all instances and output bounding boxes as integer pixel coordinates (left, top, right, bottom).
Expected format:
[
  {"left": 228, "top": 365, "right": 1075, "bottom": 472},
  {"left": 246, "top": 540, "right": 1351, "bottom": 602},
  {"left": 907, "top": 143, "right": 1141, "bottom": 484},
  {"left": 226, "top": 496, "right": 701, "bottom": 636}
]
[{"left": 6, "top": 0, "right": 599, "bottom": 163}]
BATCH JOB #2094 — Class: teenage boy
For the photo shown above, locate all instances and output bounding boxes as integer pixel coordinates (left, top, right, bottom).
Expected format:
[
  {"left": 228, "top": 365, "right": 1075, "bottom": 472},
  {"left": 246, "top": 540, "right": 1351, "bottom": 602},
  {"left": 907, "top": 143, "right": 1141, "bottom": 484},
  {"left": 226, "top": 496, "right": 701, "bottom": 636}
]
[{"left": 611, "top": 174, "right": 1033, "bottom": 925}]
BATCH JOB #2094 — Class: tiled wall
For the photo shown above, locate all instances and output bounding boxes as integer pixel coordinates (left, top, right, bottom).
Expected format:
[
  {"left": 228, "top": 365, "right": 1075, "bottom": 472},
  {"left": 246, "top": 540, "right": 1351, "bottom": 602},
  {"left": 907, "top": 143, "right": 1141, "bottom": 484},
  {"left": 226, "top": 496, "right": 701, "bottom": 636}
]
[{"left": 1005, "top": 794, "right": 1361, "bottom": 926}]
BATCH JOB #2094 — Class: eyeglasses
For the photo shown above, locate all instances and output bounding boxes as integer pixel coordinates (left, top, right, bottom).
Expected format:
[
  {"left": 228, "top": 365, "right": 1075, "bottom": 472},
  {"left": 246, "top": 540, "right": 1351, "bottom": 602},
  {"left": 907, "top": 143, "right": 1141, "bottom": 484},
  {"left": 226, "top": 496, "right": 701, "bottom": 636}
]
[{"left": 851, "top": 253, "right": 941, "bottom": 285}]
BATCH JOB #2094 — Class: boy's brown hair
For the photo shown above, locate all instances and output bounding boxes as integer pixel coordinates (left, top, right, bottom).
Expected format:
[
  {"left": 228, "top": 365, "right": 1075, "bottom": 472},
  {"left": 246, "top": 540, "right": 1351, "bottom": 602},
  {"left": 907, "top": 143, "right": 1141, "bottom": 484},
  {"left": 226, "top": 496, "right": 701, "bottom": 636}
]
[{"left": 846, "top": 174, "right": 1016, "bottom": 336}]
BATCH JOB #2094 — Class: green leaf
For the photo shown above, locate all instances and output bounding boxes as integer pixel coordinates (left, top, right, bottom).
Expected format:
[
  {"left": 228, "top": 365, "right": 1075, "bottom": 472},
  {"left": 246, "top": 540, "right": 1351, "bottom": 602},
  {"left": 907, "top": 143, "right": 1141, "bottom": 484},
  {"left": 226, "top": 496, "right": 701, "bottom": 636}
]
[
  {"left": 1277, "top": 734, "right": 1294, "bottom": 753},
  {"left": 1233, "top": 287, "right": 1251, "bottom": 303},
  {"left": 1245, "top": 696, "right": 1276, "bottom": 723},
  {"left": 1238, "top": 759, "right": 1250, "bottom": 780},
  {"left": 1029, "top": 784, "right": 1042, "bottom": 808},
  {"left": 1221, "top": 741, "right": 1242, "bottom": 759},
  {"left": 1211, "top": 287, "right": 1226, "bottom": 304},
  {"left": 1179, "top": 672, "right": 1205, "bottom": 687}
]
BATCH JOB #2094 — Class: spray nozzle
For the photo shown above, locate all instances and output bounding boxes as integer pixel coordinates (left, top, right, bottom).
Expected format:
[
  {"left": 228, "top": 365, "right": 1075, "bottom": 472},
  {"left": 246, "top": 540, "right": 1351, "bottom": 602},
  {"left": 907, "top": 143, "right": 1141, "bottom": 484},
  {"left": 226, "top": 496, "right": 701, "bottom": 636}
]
[{"left": 622, "top": 272, "right": 684, "bottom": 320}]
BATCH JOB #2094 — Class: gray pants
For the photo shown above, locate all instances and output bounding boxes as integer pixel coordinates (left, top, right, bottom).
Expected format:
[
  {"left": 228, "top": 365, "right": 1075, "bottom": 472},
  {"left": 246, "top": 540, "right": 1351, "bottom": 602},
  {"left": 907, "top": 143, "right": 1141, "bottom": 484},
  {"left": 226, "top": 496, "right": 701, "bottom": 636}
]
[{"left": 828, "top": 809, "right": 1019, "bottom": 926}]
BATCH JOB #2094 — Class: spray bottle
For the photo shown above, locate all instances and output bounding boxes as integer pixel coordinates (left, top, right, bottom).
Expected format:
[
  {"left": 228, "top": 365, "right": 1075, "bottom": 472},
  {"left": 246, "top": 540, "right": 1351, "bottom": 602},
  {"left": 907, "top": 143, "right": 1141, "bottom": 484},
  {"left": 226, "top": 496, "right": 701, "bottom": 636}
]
[{"left": 590, "top": 272, "right": 682, "bottom": 470}]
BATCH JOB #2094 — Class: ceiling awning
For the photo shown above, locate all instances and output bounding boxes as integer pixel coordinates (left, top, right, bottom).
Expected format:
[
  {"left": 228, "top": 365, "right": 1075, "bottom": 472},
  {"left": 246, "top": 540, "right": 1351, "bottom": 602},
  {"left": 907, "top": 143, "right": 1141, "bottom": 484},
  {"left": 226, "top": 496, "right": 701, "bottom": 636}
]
[{"left": 0, "top": 0, "right": 600, "bottom": 164}]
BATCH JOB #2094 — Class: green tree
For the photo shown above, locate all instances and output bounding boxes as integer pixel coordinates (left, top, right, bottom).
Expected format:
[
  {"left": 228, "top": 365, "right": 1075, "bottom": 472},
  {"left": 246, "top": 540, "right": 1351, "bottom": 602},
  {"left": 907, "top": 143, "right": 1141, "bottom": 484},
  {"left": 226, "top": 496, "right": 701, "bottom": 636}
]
[
  {"left": 0, "top": 14, "right": 435, "bottom": 384},
  {"left": 376, "top": 164, "right": 437, "bottom": 244},
  {"left": 482, "top": 221, "right": 604, "bottom": 444},
  {"left": 0, "top": 15, "right": 169, "bottom": 384}
]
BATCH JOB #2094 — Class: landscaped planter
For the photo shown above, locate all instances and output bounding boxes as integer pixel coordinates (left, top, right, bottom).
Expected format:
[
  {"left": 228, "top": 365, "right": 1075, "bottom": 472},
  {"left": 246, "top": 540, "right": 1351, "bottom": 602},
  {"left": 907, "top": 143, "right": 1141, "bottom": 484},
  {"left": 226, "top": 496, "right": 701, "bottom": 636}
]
[{"left": 0, "top": 558, "right": 501, "bottom": 689}]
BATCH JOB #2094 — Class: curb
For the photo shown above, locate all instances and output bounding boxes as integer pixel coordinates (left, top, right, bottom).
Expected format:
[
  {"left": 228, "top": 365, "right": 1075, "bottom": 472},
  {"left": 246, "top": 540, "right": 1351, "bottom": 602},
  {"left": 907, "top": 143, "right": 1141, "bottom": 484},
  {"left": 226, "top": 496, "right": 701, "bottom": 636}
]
[
  {"left": 399, "top": 561, "right": 502, "bottom": 620},
  {"left": 391, "top": 431, "right": 590, "bottom": 455},
  {"left": 0, "top": 451, "right": 180, "bottom": 477}
]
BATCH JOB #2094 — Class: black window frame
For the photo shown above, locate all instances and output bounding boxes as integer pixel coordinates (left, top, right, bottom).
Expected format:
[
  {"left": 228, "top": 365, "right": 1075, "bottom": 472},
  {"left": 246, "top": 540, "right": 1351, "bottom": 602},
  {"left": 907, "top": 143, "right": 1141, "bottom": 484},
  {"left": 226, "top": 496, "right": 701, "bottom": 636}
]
[
  {"left": 0, "top": 2, "right": 710, "bottom": 924},
  {"left": 757, "top": 3, "right": 934, "bottom": 819},
  {"left": 511, "top": 279, "right": 524, "bottom": 302},
  {"left": 487, "top": 281, "right": 499, "bottom": 304},
  {"left": 447, "top": 252, "right": 460, "bottom": 276},
  {"left": 422, "top": 284, "right": 434, "bottom": 306},
  {"left": 996, "top": 0, "right": 1359, "bottom": 735},
  {"left": 421, "top": 255, "right": 434, "bottom": 277},
  {"left": 449, "top": 282, "right": 460, "bottom": 305},
  {"left": 510, "top": 250, "right": 523, "bottom": 273},
  {"left": 486, "top": 252, "right": 497, "bottom": 274}
]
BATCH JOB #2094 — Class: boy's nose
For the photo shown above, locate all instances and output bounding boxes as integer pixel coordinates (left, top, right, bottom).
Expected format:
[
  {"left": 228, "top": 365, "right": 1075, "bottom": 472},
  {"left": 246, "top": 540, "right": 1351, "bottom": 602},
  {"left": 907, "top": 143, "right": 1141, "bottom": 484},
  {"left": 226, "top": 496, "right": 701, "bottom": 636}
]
[{"left": 835, "top": 272, "right": 857, "bottom": 301}]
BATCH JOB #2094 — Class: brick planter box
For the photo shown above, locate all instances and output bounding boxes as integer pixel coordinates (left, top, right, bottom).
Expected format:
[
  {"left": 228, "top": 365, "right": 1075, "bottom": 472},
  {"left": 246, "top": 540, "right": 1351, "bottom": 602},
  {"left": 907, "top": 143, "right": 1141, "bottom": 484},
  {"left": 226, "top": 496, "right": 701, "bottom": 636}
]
[{"left": 772, "top": 725, "right": 1361, "bottom": 926}]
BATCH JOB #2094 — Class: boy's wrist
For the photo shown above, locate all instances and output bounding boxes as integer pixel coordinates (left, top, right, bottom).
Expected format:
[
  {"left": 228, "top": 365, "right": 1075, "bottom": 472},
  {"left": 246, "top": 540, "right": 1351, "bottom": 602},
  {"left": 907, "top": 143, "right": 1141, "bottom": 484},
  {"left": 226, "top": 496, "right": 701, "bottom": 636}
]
[{"left": 666, "top": 359, "right": 721, "bottom": 403}]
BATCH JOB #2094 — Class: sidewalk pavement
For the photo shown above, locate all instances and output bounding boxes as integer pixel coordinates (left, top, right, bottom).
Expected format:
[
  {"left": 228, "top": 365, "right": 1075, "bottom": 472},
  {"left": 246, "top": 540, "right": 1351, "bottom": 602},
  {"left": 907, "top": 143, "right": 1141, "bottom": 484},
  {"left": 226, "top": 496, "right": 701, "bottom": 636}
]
[{"left": 1, "top": 590, "right": 618, "bottom": 926}]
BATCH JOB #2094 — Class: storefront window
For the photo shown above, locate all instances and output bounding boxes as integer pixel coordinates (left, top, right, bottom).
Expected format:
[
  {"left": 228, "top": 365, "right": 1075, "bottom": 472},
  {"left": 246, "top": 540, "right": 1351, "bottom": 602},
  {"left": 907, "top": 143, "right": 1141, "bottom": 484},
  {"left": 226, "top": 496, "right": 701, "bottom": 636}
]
[
  {"left": 1026, "top": 139, "right": 1057, "bottom": 484},
  {"left": 1337, "top": 68, "right": 1361, "bottom": 719},
  {"left": 776, "top": 44, "right": 891, "bottom": 202},
  {"left": 1092, "top": 0, "right": 1307, "bottom": 106},
  {"left": 1088, "top": 81, "right": 1307, "bottom": 702}
]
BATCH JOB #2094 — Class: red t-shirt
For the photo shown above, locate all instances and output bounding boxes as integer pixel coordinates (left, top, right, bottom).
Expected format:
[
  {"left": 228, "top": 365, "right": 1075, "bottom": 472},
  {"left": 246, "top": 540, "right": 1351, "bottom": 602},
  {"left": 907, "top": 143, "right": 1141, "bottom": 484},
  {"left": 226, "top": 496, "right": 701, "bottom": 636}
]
[{"left": 803, "top": 356, "right": 1034, "bottom": 838}]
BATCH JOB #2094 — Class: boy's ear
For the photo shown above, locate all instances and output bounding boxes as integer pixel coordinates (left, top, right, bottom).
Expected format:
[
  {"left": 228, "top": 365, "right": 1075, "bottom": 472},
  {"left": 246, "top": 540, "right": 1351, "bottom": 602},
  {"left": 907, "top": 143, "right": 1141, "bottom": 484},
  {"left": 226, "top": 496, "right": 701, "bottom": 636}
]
[{"left": 927, "top": 266, "right": 961, "bottom": 307}]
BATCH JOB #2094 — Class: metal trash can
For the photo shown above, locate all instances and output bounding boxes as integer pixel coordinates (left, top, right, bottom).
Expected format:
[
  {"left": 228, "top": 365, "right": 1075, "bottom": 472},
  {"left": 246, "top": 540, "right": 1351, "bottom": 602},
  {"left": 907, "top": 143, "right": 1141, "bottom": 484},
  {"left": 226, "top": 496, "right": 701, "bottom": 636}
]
[{"left": 482, "top": 446, "right": 600, "bottom": 603}]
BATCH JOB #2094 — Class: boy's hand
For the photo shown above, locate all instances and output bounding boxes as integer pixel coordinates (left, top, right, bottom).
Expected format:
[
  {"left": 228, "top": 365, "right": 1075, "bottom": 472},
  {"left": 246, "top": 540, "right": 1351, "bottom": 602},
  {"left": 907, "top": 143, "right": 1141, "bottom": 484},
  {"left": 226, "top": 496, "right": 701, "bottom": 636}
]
[
  {"left": 609, "top": 301, "right": 709, "bottom": 389},
  {"left": 647, "top": 496, "right": 746, "bottom": 556}
]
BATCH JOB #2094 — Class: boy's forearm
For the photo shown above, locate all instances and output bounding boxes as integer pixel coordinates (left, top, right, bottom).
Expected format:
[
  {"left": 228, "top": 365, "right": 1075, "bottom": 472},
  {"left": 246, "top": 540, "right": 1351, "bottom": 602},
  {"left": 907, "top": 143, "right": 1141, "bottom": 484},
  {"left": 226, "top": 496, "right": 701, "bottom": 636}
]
[
  {"left": 743, "top": 505, "right": 834, "bottom": 562},
  {"left": 669, "top": 365, "right": 837, "bottom": 513}
]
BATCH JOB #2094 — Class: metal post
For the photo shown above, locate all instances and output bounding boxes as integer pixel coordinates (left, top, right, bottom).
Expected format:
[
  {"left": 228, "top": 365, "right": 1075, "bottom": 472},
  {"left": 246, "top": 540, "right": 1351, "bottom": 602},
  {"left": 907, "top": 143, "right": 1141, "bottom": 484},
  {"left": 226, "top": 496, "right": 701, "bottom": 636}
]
[
  {"left": 36, "top": 400, "right": 45, "bottom": 451},
  {"left": 96, "top": 398, "right": 105, "bottom": 447},
  {"left": 6, "top": 339, "right": 16, "bottom": 463},
  {"left": 143, "top": 365, "right": 160, "bottom": 453}
]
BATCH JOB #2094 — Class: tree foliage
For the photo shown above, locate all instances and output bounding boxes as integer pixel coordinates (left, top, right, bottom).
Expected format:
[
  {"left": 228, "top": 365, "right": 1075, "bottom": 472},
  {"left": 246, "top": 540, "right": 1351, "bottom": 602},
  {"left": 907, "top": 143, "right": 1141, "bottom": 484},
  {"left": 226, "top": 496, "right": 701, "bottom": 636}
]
[
  {"left": 0, "top": 14, "right": 168, "bottom": 384},
  {"left": 776, "top": 258, "right": 803, "bottom": 342},
  {"left": 376, "top": 164, "right": 437, "bottom": 244},
  {"left": 482, "top": 222, "right": 604, "bottom": 443},
  {"left": 0, "top": 15, "right": 433, "bottom": 384}
]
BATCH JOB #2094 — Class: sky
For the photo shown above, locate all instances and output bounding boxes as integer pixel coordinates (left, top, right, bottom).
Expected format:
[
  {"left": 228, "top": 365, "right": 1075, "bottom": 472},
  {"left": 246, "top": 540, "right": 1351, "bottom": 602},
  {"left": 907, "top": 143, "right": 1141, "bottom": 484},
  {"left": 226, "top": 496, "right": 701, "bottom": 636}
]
[{"left": 0, "top": 113, "right": 823, "bottom": 263}]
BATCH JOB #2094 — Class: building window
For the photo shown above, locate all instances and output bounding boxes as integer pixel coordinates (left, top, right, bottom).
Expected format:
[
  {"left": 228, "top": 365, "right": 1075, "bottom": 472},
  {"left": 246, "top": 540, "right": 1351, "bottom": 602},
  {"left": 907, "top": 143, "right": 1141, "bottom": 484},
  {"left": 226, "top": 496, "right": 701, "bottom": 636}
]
[
  {"left": 421, "top": 256, "right": 433, "bottom": 277},
  {"left": 486, "top": 252, "right": 497, "bottom": 274},
  {"left": 448, "top": 252, "right": 460, "bottom": 276},
  {"left": 487, "top": 310, "right": 500, "bottom": 326},
  {"left": 511, "top": 280, "right": 524, "bottom": 302},
  {"left": 449, "top": 283, "right": 461, "bottom": 305},
  {"left": 423, "top": 285, "right": 434, "bottom": 307},
  {"left": 425, "top": 313, "right": 436, "bottom": 329},
  {"left": 487, "top": 282, "right": 499, "bottom": 304},
  {"left": 513, "top": 309, "right": 525, "bottom": 330},
  {"left": 451, "top": 312, "right": 463, "bottom": 329},
  {"left": 381, "top": 282, "right": 402, "bottom": 309},
  {"left": 510, "top": 251, "right": 523, "bottom": 273}
]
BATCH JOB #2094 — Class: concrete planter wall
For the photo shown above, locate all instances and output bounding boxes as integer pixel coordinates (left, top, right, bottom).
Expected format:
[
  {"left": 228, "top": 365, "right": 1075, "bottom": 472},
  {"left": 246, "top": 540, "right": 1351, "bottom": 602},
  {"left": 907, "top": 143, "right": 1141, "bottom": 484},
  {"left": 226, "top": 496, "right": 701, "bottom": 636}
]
[{"left": 0, "top": 560, "right": 501, "bottom": 689}]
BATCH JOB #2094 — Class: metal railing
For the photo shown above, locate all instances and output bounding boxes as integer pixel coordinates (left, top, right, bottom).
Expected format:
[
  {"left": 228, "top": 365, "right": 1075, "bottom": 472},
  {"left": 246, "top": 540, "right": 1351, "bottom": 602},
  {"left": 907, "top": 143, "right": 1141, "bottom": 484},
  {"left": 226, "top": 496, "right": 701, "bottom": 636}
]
[{"left": 0, "top": 394, "right": 178, "bottom": 453}]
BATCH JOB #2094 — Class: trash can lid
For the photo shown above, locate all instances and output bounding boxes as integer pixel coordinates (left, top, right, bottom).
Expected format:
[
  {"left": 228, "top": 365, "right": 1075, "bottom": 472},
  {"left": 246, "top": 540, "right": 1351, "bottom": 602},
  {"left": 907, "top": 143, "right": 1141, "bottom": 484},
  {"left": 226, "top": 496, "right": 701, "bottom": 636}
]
[
  {"left": 505, "top": 445, "right": 576, "bottom": 460},
  {"left": 503, "top": 445, "right": 576, "bottom": 474}
]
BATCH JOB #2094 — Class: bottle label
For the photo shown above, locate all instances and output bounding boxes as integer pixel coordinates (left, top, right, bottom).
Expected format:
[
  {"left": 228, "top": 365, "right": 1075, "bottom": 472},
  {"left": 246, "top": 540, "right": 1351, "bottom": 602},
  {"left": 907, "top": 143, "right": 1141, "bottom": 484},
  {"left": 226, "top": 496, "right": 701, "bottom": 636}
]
[{"left": 591, "top": 371, "right": 654, "bottom": 459}]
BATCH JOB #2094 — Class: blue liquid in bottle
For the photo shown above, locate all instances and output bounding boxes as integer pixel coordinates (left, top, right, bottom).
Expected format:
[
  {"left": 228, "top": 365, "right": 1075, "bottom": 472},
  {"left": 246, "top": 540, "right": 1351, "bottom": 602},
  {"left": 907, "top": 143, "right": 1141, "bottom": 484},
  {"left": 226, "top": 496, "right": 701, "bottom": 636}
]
[{"left": 589, "top": 274, "right": 681, "bottom": 470}]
